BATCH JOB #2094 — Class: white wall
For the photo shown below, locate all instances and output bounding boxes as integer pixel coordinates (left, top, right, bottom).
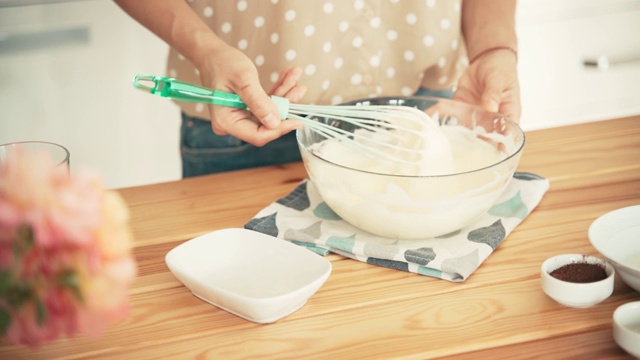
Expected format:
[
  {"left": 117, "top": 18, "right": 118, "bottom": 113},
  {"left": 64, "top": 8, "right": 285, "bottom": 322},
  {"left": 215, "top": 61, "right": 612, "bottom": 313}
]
[{"left": 0, "top": 0, "right": 181, "bottom": 189}]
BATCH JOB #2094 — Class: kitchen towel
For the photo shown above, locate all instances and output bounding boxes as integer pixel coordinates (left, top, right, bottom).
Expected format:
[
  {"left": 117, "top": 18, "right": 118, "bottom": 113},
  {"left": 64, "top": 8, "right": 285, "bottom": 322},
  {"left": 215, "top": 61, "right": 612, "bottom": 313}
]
[{"left": 245, "top": 172, "right": 550, "bottom": 281}]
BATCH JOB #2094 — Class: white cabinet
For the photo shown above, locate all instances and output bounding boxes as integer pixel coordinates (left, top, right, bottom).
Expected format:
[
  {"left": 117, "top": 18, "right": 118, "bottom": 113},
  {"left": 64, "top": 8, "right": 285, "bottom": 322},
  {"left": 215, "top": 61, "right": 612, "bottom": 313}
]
[
  {"left": 516, "top": 0, "right": 640, "bottom": 130},
  {"left": 0, "top": 0, "right": 181, "bottom": 189}
]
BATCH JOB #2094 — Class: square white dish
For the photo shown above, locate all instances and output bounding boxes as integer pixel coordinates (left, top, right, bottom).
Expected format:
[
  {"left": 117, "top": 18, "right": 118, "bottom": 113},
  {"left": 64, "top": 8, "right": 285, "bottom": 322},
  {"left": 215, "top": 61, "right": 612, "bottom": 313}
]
[{"left": 165, "top": 228, "right": 331, "bottom": 324}]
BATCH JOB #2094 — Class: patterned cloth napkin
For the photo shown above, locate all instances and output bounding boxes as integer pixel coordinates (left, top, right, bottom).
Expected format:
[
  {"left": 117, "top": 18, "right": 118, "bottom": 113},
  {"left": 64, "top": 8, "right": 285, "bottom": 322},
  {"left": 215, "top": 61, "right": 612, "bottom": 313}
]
[{"left": 245, "top": 172, "right": 549, "bottom": 282}]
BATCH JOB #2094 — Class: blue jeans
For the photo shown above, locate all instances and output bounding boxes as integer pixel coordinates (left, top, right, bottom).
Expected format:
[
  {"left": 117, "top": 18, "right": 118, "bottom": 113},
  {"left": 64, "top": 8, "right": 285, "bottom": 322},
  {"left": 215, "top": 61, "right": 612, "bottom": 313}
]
[{"left": 180, "top": 88, "right": 454, "bottom": 177}]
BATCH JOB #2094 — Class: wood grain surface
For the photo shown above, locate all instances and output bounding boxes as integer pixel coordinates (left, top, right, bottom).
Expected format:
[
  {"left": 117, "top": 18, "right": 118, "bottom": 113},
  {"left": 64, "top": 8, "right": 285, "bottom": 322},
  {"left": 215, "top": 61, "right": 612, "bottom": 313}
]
[{"left": 1, "top": 116, "right": 639, "bottom": 359}]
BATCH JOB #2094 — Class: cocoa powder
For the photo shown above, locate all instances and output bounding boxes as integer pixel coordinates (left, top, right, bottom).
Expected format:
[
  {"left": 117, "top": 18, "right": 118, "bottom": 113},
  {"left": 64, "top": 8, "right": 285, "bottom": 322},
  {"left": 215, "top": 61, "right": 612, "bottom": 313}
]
[{"left": 550, "top": 262, "right": 608, "bottom": 283}]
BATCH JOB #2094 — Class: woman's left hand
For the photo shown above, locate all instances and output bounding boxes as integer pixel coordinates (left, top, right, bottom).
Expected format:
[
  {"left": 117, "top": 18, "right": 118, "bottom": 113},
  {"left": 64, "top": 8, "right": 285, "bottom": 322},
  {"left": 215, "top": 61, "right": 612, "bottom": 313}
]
[{"left": 453, "top": 50, "right": 521, "bottom": 122}]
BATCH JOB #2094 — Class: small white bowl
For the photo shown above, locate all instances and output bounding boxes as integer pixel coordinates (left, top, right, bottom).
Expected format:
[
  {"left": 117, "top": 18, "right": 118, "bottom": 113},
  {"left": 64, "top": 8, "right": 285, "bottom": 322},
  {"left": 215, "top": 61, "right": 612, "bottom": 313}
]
[
  {"left": 541, "top": 254, "right": 615, "bottom": 308},
  {"left": 165, "top": 228, "right": 332, "bottom": 323},
  {"left": 589, "top": 205, "right": 640, "bottom": 292},
  {"left": 613, "top": 301, "right": 640, "bottom": 358}
]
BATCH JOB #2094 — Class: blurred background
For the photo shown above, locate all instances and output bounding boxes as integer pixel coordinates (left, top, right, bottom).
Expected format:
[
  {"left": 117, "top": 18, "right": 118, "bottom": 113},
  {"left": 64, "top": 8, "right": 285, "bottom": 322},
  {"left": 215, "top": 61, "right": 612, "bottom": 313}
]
[{"left": 1, "top": 0, "right": 639, "bottom": 189}]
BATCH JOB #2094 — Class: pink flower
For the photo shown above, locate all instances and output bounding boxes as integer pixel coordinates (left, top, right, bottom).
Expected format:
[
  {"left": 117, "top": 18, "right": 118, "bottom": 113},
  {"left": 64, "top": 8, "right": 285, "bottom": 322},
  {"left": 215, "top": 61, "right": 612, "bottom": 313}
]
[{"left": 0, "top": 148, "right": 137, "bottom": 347}]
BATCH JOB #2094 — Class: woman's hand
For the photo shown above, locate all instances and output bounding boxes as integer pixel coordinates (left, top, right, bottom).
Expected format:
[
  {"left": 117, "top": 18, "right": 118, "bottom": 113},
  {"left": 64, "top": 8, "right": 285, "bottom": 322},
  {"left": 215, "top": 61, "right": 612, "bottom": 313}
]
[
  {"left": 114, "top": 0, "right": 306, "bottom": 145},
  {"left": 457, "top": 0, "right": 519, "bottom": 122},
  {"left": 453, "top": 50, "right": 521, "bottom": 122},
  {"left": 198, "top": 44, "right": 307, "bottom": 146}
]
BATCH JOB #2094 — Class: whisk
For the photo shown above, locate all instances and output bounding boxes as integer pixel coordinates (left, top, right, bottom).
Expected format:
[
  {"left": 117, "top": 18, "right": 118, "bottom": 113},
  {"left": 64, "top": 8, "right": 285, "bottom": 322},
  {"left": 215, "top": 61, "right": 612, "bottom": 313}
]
[{"left": 132, "top": 75, "right": 437, "bottom": 163}]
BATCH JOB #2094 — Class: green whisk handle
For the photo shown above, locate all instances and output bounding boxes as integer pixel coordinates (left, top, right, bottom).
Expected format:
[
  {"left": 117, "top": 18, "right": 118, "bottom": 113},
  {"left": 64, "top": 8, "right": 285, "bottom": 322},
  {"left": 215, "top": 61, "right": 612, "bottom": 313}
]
[{"left": 132, "top": 74, "right": 290, "bottom": 120}]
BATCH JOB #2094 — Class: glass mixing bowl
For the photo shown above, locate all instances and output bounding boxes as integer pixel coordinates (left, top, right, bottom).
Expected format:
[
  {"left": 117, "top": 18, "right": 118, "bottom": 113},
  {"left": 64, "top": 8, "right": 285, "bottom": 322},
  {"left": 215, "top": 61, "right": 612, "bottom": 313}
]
[{"left": 296, "top": 96, "right": 525, "bottom": 240}]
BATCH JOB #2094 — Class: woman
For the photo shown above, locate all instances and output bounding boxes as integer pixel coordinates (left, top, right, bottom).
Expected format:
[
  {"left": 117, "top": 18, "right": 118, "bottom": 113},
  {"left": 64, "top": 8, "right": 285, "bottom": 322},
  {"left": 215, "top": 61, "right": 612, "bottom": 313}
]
[{"left": 115, "top": 0, "right": 520, "bottom": 177}]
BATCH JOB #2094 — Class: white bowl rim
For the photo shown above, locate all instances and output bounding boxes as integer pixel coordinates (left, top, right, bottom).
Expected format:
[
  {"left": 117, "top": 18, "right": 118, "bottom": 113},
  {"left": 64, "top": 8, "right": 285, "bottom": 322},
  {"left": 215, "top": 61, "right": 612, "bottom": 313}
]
[
  {"left": 588, "top": 205, "right": 640, "bottom": 271},
  {"left": 296, "top": 96, "right": 526, "bottom": 179},
  {"left": 613, "top": 301, "right": 640, "bottom": 356},
  {"left": 541, "top": 254, "right": 615, "bottom": 285},
  {"left": 614, "top": 301, "right": 640, "bottom": 327}
]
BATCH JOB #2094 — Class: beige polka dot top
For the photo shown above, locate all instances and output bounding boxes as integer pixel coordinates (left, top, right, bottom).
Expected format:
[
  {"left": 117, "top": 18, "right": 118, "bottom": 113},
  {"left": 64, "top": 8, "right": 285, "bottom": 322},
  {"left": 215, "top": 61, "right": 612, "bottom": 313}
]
[{"left": 167, "top": 0, "right": 468, "bottom": 120}]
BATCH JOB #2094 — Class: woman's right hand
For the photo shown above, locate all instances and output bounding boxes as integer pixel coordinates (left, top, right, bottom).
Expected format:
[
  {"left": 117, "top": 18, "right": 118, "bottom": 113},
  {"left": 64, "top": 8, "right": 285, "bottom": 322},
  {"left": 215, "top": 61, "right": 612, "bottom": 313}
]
[
  {"left": 114, "top": 0, "right": 303, "bottom": 146},
  {"left": 198, "top": 44, "right": 307, "bottom": 146}
]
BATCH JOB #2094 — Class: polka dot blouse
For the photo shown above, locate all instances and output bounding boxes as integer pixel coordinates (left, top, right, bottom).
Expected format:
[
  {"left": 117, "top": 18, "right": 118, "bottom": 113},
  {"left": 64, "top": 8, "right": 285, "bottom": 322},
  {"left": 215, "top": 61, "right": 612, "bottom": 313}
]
[{"left": 167, "top": 0, "right": 467, "bottom": 119}]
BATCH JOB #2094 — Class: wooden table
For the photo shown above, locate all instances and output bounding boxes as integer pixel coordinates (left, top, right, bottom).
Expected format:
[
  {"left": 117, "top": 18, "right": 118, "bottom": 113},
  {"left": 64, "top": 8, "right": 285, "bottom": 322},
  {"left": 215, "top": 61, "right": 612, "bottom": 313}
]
[{"left": 2, "top": 116, "right": 640, "bottom": 359}]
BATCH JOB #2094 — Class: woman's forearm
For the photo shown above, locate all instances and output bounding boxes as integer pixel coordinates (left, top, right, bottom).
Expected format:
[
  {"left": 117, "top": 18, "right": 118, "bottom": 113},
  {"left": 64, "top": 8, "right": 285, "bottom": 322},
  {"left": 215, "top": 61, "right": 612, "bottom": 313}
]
[
  {"left": 113, "top": 0, "right": 224, "bottom": 69},
  {"left": 461, "top": 0, "right": 518, "bottom": 60}
]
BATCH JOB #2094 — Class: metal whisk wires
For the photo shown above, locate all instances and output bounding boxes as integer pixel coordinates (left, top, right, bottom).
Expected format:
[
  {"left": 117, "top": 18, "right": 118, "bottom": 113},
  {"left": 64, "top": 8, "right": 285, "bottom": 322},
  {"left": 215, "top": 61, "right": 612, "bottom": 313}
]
[{"left": 286, "top": 104, "right": 435, "bottom": 163}]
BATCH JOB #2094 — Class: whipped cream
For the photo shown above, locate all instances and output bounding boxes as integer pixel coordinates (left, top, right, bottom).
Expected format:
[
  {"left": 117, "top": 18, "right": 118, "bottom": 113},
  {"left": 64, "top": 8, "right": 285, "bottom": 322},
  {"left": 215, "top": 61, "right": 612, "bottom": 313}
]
[
  {"left": 309, "top": 111, "right": 508, "bottom": 177},
  {"left": 303, "top": 111, "right": 519, "bottom": 239}
]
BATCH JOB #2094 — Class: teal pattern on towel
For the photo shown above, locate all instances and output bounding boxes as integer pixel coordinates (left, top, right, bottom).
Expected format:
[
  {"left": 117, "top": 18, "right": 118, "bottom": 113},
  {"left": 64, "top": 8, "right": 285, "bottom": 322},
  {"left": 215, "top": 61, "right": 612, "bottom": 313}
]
[{"left": 245, "top": 172, "right": 549, "bottom": 282}]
